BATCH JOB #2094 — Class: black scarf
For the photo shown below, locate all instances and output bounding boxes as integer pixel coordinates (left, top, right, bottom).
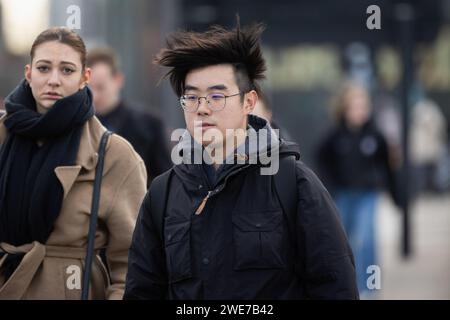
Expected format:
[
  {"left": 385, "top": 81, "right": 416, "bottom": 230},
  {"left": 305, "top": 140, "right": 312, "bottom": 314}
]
[{"left": 0, "top": 79, "right": 94, "bottom": 247}]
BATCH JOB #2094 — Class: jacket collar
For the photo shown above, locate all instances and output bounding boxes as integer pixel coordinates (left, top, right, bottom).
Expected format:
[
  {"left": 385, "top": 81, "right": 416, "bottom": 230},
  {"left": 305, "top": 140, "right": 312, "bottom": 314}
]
[
  {"left": 55, "top": 117, "right": 105, "bottom": 198},
  {"left": 75, "top": 116, "right": 103, "bottom": 171},
  {"left": 174, "top": 115, "right": 282, "bottom": 164},
  {"left": 172, "top": 115, "right": 299, "bottom": 190}
]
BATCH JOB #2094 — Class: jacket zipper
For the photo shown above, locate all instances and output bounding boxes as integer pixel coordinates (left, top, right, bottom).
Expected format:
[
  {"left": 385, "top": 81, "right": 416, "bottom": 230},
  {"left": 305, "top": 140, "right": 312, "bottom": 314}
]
[
  {"left": 195, "top": 190, "right": 213, "bottom": 215},
  {"left": 194, "top": 164, "right": 250, "bottom": 215}
]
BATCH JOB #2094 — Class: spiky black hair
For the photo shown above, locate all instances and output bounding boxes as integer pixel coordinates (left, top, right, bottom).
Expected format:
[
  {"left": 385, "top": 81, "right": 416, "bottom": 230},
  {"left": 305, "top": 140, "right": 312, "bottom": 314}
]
[{"left": 154, "top": 19, "right": 266, "bottom": 97}]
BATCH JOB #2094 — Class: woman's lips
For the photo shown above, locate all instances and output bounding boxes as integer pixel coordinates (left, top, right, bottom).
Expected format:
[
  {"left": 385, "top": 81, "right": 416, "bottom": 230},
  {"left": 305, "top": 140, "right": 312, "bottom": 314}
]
[{"left": 43, "top": 93, "right": 62, "bottom": 100}]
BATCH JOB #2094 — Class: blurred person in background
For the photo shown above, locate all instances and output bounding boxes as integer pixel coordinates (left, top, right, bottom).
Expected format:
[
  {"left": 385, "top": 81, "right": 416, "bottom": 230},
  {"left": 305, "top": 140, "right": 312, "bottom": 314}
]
[
  {"left": 0, "top": 27, "right": 147, "bottom": 299},
  {"left": 87, "top": 48, "right": 171, "bottom": 185},
  {"left": 0, "top": 97, "right": 4, "bottom": 116},
  {"left": 409, "top": 83, "right": 449, "bottom": 194},
  {"left": 251, "top": 91, "right": 293, "bottom": 141},
  {"left": 317, "top": 81, "right": 398, "bottom": 298}
]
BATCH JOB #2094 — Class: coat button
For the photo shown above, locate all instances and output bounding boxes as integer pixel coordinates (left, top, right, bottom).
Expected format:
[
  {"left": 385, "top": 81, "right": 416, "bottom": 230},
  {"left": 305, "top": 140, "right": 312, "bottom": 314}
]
[
  {"left": 202, "top": 257, "right": 210, "bottom": 265},
  {"left": 198, "top": 185, "right": 203, "bottom": 190},
  {"left": 256, "top": 223, "right": 262, "bottom": 228}
]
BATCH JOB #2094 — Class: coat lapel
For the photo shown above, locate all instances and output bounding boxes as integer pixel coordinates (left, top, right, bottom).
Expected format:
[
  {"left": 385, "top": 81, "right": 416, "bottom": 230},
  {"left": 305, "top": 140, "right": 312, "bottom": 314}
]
[
  {"left": 54, "top": 166, "right": 82, "bottom": 199},
  {"left": 54, "top": 117, "right": 104, "bottom": 199}
]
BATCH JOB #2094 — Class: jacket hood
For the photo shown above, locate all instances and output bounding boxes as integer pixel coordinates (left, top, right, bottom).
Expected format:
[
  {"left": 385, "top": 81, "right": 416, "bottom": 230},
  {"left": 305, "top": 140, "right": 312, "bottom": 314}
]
[
  {"left": 174, "top": 115, "right": 299, "bottom": 162},
  {"left": 172, "top": 115, "right": 300, "bottom": 189}
]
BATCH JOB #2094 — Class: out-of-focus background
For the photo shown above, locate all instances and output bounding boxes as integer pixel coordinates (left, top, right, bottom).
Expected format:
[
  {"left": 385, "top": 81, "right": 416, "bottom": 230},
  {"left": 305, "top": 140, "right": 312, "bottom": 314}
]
[{"left": 0, "top": 0, "right": 449, "bottom": 299}]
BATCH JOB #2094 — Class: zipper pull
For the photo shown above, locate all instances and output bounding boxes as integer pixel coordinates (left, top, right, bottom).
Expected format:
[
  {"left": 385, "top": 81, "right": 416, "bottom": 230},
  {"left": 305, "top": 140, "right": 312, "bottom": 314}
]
[{"left": 195, "top": 191, "right": 212, "bottom": 215}]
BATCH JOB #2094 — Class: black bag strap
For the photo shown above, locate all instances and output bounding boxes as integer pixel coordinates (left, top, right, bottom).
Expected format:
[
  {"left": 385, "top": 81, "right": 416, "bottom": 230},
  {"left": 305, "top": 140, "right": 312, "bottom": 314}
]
[
  {"left": 273, "top": 155, "right": 305, "bottom": 279},
  {"left": 81, "top": 130, "right": 112, "bottom": 300},
  {"left": 273, "top": 155, "right": 298, "bottom": 244},
  {"left": 149, "top": 168, "right": 173, "bottom": 243}
]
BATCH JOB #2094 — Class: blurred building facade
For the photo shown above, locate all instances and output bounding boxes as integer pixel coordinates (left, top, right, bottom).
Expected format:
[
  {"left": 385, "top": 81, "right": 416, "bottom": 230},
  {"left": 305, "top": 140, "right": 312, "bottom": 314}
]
[{"left": 0, "top": 0, "right": 449, "bottom": 166}]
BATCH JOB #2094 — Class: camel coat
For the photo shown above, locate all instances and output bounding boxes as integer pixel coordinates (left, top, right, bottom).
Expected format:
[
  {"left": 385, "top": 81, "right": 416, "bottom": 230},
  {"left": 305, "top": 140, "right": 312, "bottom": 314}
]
[{"left": 0, "top": 115, "right": 147, "bottom": 299}]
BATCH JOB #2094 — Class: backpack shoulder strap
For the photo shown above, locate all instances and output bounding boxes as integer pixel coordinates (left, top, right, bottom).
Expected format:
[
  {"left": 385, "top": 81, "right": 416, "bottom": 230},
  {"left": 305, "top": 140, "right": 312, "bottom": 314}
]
[
  {"left": 274, "top": 155, "right": 306, "bottom": 284},
  {"left": 149, "top": 168, "right": 173, "bottom": 243},
  {"left": 274, "top": 155, "right": 298, "bottom": 228}
]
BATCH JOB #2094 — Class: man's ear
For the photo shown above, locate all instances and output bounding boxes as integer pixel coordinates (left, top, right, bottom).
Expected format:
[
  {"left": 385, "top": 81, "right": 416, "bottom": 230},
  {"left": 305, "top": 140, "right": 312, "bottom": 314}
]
[
  {"left": 243, "top": 90, "right": 258, "bottom": 115},
  {"left": 115, "top": 72, "right": 125, "bottom": 90},
  {"left": 24, "top": 64, "right": 32, "bottom": 86},
  {"left": 80, "top": 67, "right": 91, "bottom": 89}
]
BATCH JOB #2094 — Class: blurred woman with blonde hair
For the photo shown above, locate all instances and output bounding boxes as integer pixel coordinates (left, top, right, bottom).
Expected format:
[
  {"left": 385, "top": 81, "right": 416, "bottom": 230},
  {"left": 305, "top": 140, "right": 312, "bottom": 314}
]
[{"left": 317, "top": 81, "right": 396, "bottom": 298}]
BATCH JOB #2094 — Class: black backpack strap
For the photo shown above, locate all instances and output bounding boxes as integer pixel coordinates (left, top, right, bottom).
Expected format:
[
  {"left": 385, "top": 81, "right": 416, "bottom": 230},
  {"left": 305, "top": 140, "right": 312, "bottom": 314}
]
[
  {"left": 274, "top": 155, "right": 298, "bottom": 235},
  {"left": 273, "top": 155, "right": 306, "bottom": 279},
  {"left": 82, "top": 130, "right": 112, "bottom": 300},
  {"left": 149, "top": 168, "right": 173, "bottom": 243}
]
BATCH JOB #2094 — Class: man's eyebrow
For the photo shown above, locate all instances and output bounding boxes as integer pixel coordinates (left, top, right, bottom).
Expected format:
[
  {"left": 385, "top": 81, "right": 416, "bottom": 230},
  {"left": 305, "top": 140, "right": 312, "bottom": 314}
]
[
  {"left": 184, "top": 85, "right": 198, "bottom": 91},
  {"left": 184, "top": 84, "right": 228, "bottom": 91},
  {"left": 208, "top": 84, "right": 227, "bottom": 91}
]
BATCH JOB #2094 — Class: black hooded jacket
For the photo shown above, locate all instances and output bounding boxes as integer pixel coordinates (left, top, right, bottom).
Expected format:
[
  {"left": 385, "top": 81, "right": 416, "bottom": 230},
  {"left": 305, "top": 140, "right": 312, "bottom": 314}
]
[{"left": 124, "top": 115, "right": 358, "bottom": 300}]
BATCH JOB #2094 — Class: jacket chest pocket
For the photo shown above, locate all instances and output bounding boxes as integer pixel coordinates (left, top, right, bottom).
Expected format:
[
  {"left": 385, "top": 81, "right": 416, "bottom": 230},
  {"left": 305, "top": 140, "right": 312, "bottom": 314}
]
[
  {"left": 232, "top": 210, "right": 286, "bottom": 270},
  {"left": 164, "top": 218, "right": 192, "bottom": 283}
]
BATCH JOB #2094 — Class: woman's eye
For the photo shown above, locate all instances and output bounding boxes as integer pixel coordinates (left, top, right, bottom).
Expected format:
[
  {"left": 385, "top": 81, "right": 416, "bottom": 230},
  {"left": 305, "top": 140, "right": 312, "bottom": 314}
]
[
  {"left": 36, "top": 66, "right": 49, "bottom": 72},
  {"left": 62, "top": 68, "right": 74, "bottom": 74}
]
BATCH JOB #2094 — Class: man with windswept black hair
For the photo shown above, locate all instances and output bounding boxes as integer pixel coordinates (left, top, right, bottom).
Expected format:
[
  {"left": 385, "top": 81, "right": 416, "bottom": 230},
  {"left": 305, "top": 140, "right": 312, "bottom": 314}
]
[{"left": 124, "top": 20, "right": 359, "bottom": 300}]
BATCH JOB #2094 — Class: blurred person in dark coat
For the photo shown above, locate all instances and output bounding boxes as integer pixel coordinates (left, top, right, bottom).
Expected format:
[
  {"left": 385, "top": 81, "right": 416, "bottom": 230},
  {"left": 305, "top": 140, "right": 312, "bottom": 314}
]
[
  {"left": 317, "top": 81, "right": 397, "bottom": 298},
  {"left": 251, "top": 92, "right": 293, "bottom": 141},
  {"left": 87, "top": 48, "right": 171, "bottom": 185}
]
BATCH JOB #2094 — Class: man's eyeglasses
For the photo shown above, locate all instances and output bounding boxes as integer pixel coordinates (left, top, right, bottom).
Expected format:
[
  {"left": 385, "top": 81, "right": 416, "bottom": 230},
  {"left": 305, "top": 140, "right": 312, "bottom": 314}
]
[{"left": 179, "top": 93, "right": 240, "bottom": 112}]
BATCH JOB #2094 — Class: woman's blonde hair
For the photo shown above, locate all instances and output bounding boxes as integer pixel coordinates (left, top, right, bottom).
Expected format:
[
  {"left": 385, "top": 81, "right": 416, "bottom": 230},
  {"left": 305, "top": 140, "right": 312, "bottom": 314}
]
[{"left": 330, "top": 80, "right": 370, "bottom": 122}]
